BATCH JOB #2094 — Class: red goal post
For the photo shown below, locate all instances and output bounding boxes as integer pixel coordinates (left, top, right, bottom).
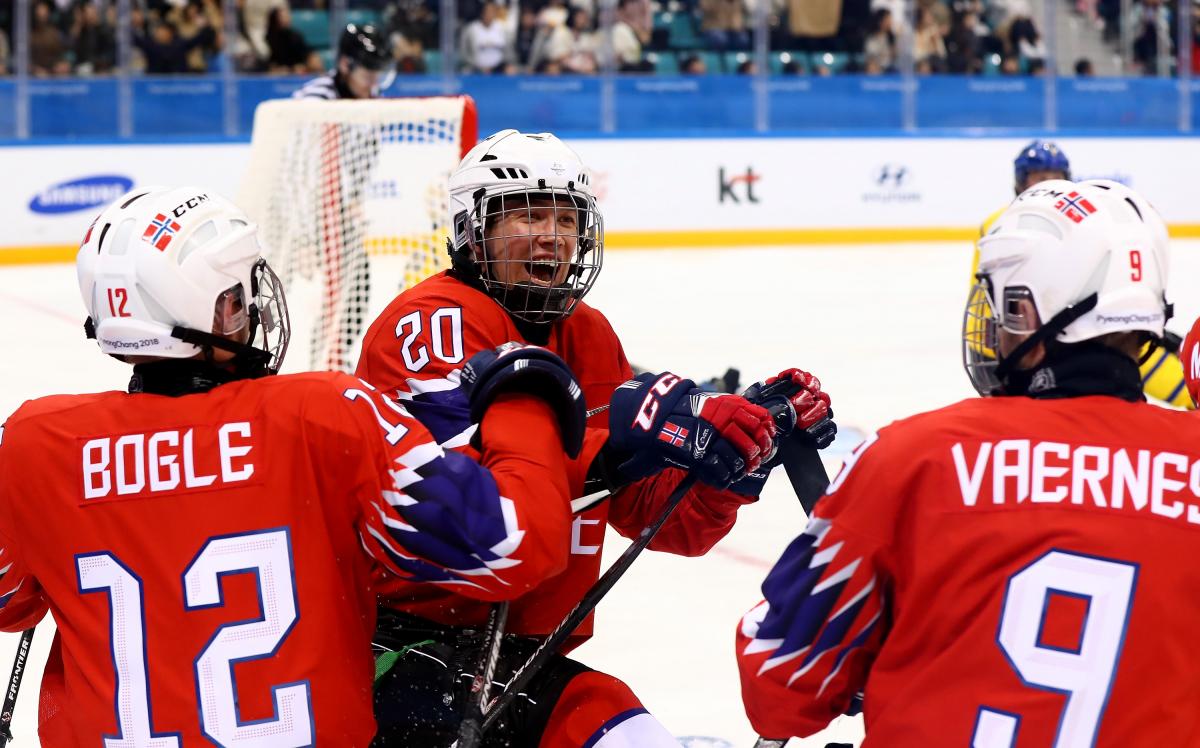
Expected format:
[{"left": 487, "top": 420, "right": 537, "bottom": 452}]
[{"left": 239, "top": 95, "right": 478, "bottom": 373}]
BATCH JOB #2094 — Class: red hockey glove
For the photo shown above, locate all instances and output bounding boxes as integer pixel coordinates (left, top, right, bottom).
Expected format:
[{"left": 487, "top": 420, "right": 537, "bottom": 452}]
[
  {"left": 1183, "top": 317, "right": 1200, "bottom": 408},
  {"left": 743, "top": 368, "right": 836, "bottom": 450},
  {"left": 693, "top": 392, "right": 776, "bottom": 472}
]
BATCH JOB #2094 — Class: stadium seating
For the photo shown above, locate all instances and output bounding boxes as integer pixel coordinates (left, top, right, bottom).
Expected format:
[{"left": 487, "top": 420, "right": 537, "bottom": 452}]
[
  {"left": 666, "top": 12, "right": 702, "bottom": 50},
  {"left": 649, "top": 51, "right": 680, "bottom": 74},
  {"left": 292, "top": 9, "right": 331, "bottom": 49}
]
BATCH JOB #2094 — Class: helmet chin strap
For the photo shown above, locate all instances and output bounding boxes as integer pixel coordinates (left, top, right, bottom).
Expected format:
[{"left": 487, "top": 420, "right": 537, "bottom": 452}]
[
  {"left": 170, "top": 325, "right": 272, "bottom": 377},
  {"left": 993, "top": 293, "right": 1099, "bottom": 392}
]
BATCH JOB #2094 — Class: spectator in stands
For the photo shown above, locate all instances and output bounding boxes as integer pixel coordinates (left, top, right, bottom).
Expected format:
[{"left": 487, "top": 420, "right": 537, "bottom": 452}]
[
  {"left": 71, "top": 2, "right": 116, "bottom": 75},
  {"left": 513, "top": 6, "right": 540, "bottom": 69},
  {"left": 132, "top": 6, "right": 216, "bottom": 74},
  {"left": 622, "top": 0, "right": 654, "bottom": 48},
  {"left": 1075, "top": 56, "right": 1095, "bottom": 75},
  {"left": 561, "top": 8, "right": 599, "bottom": 74},
  {"left": 1131, "top": 0, "right": 1172, "bottom": 75},
  {"left": 243, "top": 0, "right": 286, "bottom": 64},
  {"left": 945, "top": 9, "right": 985, "bottom": 73},
  {"left": 388, "top": 0, "right": 438, "bottom": 61},
  {"left": 170, "top": 0, "right": 224, "bottom": 73},
  {"left": 700, "top": 0, "right": 749, "bottom": 50},
  {"left": 1000, "top": 54, "right": 1021, "bottom": 74},
  {"left": 835, "top": 0, "right": 872, "bottom": 58},
  {"left": 913, "top": 6, "right": 947, "bottom": 71},
  {"left": 611, "top": 0, "right": 652, "bottom": 71},
  {"left": 737, "top": 57, "right": 758, "bottom": 74},
  {"left": 266, "top": 5, "right": 322, "bottom": 73},
  {"left": 918, "top": 0, "right": 951, "bottom": 33},
  {"left": 31, "top": 0, "right": 70, "bottom": 77},
  {"left": 863, "top": 7, "right": 896, "bottom": 72},
  {"left": 460, "top": 1, "right": 513, "bottom": 73},
  {"left": 681, "top": 53, "right": 707, "bottom": 73},
  {"left": 1007, "top": 2, "right": 1046, "bottom": 68},
  {"left": 529, "top": 0, "right": 574, "bottom": 71},
  {"left": 391, "top": 30, "right": 428, "bottom": 73},
  {"left": 0, "top": 27, "right": 8, "bottom": 75}
]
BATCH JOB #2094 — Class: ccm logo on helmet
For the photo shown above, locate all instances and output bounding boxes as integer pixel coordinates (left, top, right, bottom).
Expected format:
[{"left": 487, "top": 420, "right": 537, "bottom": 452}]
[
  {"left": 170, "top": 193, "right": 210, "bottom": 218},
  {"left": 139, "top": 194, "right": 213, "bottom": 251}
]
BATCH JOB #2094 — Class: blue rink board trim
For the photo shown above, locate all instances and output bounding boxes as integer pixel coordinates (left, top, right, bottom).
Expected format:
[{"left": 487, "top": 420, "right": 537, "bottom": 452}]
[
  {"left": 1, "top": 129, "right": 1198, "bottom": 147},
  {"left": 0, "top": 74, "right": 1197, "bottom": 141}
]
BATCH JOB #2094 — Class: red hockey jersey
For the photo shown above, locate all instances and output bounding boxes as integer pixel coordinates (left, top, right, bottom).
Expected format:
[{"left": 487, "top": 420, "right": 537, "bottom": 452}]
[
  {"left": 737, "top": 394, "right": 1200, "bottom": 745},
  {"left": 0, "top": 370, "right": 568, "bottom": 745},
  {"left": 357, "top": 270, "right": 756, "bottom": 638}
]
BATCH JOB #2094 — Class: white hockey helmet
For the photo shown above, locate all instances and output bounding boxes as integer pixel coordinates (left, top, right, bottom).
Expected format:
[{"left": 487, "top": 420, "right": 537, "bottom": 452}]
[
  {"left": 964, "top": 179, "right": 1171, "bottom": 395},
  {"left": 77, "top": 185, "right": 290, "bottom": 373},
  {"left": 447, "top": 129, "right": 603, "bottom": 323}
]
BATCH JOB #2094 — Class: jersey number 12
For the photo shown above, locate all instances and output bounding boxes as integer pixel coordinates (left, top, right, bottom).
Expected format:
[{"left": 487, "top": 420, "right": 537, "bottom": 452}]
[{"left": 76, "top": 528, "right": 310, "bottom": 748}]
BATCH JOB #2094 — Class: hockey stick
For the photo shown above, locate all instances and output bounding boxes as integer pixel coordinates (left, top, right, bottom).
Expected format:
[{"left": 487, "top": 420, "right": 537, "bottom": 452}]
[
  {"left": 456, "top": 601, "right": 509, "bottom": 748},
  {"left": 477, "top": 471, "right": 702, "bottom": 735},
  {"left": 0, "top": 627, "right": 35, "bottom": 748},
  {"left": 777, "top": 426, "right": 832, "bottom": 516},
  {"left": 749, "top": 426, "right": 835, "bottom": 748}
]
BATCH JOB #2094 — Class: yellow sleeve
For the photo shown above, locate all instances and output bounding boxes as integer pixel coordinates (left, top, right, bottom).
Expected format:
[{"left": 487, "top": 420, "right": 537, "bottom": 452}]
[
  {"left": 1140, "top": 345, "right": 1195, "bottom": 409},
  {"left": 973, "top": 207, "right": 1007, "bottom": 281}
]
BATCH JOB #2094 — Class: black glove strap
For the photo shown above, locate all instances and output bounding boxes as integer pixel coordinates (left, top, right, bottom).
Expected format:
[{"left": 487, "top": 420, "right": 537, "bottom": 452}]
[{"left": 584, "top": 441, "right": 637, "bottom": 496}]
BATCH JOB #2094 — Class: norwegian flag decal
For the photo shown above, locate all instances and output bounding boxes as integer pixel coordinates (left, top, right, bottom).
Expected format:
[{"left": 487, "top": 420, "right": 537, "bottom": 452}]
[
  {"left": 658, "top": 422, "right": 689, "bottom": 447},
  {"left": 1054, "top": 191, "right": 1097, "bottom": 224},
  {"left": 143, "top": 214, "right": 182, "bottom": 251}
]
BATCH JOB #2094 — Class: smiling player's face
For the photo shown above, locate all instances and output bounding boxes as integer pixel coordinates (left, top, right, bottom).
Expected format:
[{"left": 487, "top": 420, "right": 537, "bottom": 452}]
[{"left": 483, "top": 194, "right": 578, "bottom": 288}]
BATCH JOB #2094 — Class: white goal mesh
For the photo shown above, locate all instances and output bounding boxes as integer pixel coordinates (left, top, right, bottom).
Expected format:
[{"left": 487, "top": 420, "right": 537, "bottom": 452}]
[{"left": 239, "top": 96, "right": 478, "bottom": 373}]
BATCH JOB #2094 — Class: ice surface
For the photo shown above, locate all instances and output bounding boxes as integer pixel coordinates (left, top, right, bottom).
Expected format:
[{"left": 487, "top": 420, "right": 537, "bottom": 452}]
[{"left": 2, "top": 241, "right": 1196, "bottom": 746}]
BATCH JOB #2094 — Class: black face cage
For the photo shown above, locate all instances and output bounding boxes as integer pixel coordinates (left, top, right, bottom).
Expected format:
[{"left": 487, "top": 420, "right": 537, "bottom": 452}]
[
  {"left": 249, "top": 259, "right": 291, "bottom": 374},
  {"left": 963, "top": 275, "right": 1003, "bottom": 396},
  {"left": 463, "top": 187, "right": 604, "bottom": 324}
]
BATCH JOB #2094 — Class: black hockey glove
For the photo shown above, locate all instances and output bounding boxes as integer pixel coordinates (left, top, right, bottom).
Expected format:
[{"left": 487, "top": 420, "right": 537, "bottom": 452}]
[
  {"left": 460, "top": 342, "right": 586, "bottom": 458},
  {"left": 742, "top": 368, "right": 837, "bottom": 451}
]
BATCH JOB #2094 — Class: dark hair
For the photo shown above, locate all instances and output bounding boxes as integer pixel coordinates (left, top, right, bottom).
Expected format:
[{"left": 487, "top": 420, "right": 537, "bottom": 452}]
[
  {"left": 871, "top": 7, "right": 892, "bottom": 32},
  {"left": 567, "top": 6, "right": 592, "bottom": 29},
  {"left": 267, "top": 7, "right": 287, "bottom": 35}
]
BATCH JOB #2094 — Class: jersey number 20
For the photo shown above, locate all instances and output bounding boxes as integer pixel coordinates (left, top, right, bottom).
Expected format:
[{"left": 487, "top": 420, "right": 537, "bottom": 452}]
[
  {"left": 973, "top": 549, "right": 1138, "bottom": 748},
  {"left": 76, "top": 528, "right": 309, "bottom": 748}
]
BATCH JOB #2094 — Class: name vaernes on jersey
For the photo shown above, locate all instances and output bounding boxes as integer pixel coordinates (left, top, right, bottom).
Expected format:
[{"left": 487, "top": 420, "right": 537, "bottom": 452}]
[
  {"left": 953, "top": 439, "right": 1200, "bottom": 523},
  {"left": 80, "top": 421, "right": 256, "bottom": 502}
]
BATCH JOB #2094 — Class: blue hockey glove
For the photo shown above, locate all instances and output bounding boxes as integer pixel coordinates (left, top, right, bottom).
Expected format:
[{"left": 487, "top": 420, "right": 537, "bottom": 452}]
[{"left": 607, "top": 371, "right": 776, "bottom": 489}]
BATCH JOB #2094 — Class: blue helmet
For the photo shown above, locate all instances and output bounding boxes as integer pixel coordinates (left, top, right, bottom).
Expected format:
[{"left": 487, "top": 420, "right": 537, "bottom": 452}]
[{"left": 1014, "top": 140, "right": 1070, "bottom": 190}]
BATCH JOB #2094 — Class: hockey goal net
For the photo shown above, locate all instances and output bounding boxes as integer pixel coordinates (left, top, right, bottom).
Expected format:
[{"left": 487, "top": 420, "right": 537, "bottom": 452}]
[{"left": 239, "top": 96, "right": 478, "bottom": 373}]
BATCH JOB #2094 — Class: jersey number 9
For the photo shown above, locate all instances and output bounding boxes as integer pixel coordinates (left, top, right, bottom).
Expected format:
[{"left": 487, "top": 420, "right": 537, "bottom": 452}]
[{"left": 972, "top": 549, "right": 1138, "bottom": 748}]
